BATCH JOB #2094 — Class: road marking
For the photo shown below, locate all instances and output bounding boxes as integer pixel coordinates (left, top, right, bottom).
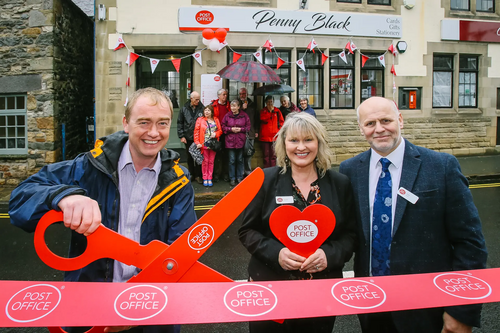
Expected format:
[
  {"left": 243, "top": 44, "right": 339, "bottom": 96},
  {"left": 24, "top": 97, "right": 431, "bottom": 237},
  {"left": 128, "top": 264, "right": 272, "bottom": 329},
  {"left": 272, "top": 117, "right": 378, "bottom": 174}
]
[{"left": 1, "top": 182, "right": 499, "bottom": 220}]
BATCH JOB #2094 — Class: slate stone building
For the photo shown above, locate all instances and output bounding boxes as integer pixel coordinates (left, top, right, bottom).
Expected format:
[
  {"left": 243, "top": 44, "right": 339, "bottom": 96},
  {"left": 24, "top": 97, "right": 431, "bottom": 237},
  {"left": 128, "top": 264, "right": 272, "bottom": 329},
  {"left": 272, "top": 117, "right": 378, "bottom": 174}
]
[{"left": 0, "top": 0, "right": 93, "bottom": 186}]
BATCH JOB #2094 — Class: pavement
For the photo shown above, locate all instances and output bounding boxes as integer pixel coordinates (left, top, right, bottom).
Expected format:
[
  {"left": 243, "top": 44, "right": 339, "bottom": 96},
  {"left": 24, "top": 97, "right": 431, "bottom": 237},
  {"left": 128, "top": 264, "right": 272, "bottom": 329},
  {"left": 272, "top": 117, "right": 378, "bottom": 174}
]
[{"left": 1, "top": 154, "right": 500, "bottom": 211}]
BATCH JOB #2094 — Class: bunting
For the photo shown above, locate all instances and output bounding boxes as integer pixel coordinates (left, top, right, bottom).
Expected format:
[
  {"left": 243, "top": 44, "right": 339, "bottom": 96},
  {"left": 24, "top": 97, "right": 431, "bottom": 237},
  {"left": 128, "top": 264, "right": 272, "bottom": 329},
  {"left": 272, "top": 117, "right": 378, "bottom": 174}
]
[
  {"left": 192, "top": 52, "right": 202, "bottom": 66},
  {"left": 296, "top": 59, "right": 306, "bottom": 71},
  {"left": 390, "top": 64, "right": 397, "bottom": 76},
  {"left": 378, "top": 54, "right": 385, "bottom": 67},
  {"left": 307, "top": 38, "right": 318, "bottom": 53},
  {"left": 126, "top": 52, "right": 140, "bottom": 67},
  {"left": 345, "top": 41, "right": 357, "bottom": 54},
  {"left": 361, "top": 54, "right": 369, "bottom": 67},
  {"left": 253, "top": 50, "right": 263, "bottom": 64},
  {"left": 338, "top": 50, "right": 347, "bottom": 64},
  {"left": 114, "top": 35, "right": 126, "bottom": 51},
  {"left": 321, "top": 53, "right": 329, "bottom": 66},
  {"left": 233, "top": 52, "right": 242, "bottom": 63},
  {"left": 150, "top": 58, "right": 160, "bottom": 74},
  {"left": 388, "top": 44, "right": 398, "bottom": 56},
  {"left": 277, "top": 57, "right": 285, "bottom": 69},
  {"left": 172, "top": 59, "right": 181, "bottom": 73},
  {"left": 263, "top": 39, "right": 274, "bottom": 52}
]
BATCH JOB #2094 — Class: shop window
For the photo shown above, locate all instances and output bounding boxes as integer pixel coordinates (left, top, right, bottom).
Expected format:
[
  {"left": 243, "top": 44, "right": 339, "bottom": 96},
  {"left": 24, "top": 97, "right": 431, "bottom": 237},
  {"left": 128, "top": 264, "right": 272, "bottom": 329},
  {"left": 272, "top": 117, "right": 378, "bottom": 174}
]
[
  {"left": 458, "top": 55, "right": 478, "bottom": 108},
  {"left": 361, "top": 53, "right": 384, "bottom": 102},
  {"left": 433, "top": 55, "right": 453, "bottom": 108},
  {"left": 0, "top": 94, "right": 27, "bottom": 155},
  {"left": 297, "top": 50, "right": 323, "bottom": 109},
  {"left": 451, "top": 0, "right": 470, "bottom": 10},
  {"left": 399, "top": 88, "right": 421, "bottom": 110},
  {"left": 477, "top": 0, "right": 494, "bottom": 12},
  {"left": 330, "top": 51, "right": 354, "bottom": 109},
  {"left": 367, "top": 0, "right": 390, "bottom": 4}
]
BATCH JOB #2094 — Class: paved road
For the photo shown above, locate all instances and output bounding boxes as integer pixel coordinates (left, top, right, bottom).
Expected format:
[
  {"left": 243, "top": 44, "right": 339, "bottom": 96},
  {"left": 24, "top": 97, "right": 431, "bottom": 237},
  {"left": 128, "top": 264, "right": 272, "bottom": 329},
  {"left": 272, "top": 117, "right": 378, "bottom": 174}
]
[{"left": 1, "top": 184, "right": 500, "bottom": 332}]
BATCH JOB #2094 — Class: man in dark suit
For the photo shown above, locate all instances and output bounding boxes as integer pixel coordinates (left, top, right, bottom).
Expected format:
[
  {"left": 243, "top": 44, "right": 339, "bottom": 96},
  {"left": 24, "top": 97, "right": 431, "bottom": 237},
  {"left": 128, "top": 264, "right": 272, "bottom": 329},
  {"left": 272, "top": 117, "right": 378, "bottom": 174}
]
[{"left": 339, "top": 97, "right": 487, "bottom": 333}]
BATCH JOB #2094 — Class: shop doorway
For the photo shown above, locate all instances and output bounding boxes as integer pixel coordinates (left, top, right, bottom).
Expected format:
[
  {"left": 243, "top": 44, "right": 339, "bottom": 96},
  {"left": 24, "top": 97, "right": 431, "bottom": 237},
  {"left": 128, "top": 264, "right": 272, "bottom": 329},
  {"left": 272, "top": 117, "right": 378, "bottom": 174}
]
[{"left": 136, "top": 52, "right": 193, "bottom": 150}]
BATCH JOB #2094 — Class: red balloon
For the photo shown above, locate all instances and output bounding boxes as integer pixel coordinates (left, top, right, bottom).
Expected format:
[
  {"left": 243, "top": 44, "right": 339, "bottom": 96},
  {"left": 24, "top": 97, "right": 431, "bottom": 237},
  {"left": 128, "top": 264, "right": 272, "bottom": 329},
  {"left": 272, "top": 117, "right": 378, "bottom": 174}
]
[
  {"left": 215, "top": 28, "right": 227, "bottom": 42},
  {"left": 202, "top": 28, "right": 214, "bottom": 40}
]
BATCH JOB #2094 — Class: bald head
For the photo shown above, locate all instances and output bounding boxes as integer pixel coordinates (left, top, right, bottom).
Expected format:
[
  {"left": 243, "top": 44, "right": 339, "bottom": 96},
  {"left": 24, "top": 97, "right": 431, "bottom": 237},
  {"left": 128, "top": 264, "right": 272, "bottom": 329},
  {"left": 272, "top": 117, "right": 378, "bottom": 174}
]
[
  {"left": 357, "top": 97, "right": 403, "bottom": 157},
  {"left": 190, "top": 91, "right": 200, "bottom": 107},
  {"left": 357, "top": 97, "right": 399, "bottom": 123}
]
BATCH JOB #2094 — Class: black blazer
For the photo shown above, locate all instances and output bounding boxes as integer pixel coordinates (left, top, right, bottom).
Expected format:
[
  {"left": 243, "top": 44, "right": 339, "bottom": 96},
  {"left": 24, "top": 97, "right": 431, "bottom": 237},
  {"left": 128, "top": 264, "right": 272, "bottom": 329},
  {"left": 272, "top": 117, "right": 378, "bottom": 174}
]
[
  {"left": 239, "top": 167, "right": 357, "bottom": 281},
  {"left": 339, "top": 139, "right": 488, "bottom": 331}
]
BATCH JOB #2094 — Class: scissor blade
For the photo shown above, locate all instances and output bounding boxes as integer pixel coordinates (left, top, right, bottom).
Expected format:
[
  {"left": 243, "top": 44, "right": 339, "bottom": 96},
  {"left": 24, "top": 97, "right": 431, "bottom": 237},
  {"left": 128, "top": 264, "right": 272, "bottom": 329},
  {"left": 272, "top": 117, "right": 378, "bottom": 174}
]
[{"left": 132, "top": 168, "right": 264, "bottom": 283}]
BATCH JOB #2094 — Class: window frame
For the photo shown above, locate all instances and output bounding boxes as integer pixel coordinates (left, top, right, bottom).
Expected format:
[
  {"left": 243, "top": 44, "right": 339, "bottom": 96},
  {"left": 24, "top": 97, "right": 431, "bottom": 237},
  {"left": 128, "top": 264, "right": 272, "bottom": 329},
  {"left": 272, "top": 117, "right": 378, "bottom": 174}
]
[
  {"left": 329, "top": 50, "right": 355, "bottom": 109},
  {"left": 0, "top": 94, "right": 28, "bottom": 155},
  {"left": 432, "top": 54, "right": 454, "bottom": 108},
  {"left": 451, "top": 0, "right": 470, "bottom": 11},
  {"left": 337, "top": 0, "right": 361, "bottom": 3},
  {"left": 476, "top": 0, "right": 494, "bottom": 12},
  {"left": 296, "top": 49, "right": 324, "bottom": 109},
  {"left": 458, "top": 55, "right": 478, "bottom": 108},
  {"left": 367, "top": 0, "right": 391, "bottom": 5},
  {"left": 360, "top": 53, "right": 385, "bottom": 103}
]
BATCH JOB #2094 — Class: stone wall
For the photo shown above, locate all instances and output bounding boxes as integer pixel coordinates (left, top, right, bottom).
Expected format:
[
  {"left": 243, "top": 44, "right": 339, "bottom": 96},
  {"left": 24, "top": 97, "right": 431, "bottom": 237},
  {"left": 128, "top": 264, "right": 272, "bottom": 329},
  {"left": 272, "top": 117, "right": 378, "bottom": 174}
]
[
  {"left": 324, "top": 116, "right": 495, "bottom": 165},
  {"left": 0, "top": 0, "right": 93, "bottom": 186},
  {"left": 53, "top": 0, "right": 94, "bottom": 159}
]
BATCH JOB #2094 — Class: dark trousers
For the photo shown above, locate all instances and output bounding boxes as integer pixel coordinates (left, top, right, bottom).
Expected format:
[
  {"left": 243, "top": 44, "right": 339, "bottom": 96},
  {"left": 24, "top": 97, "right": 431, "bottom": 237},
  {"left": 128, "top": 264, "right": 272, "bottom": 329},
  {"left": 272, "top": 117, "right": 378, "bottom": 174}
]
[
  {"left": 261, "top": 141, "right": 276, "bottom": 168},
  {"left": 249, "top": 316, "right": 335, "bottom": 333},
  {"left": 184, "top": 139, "right": 201, "bottom": 179},
  {"left": 243, "top": 138, "right": 254, "bottom": 175},
  {"left": 228, "top": 148, "right": 244, "bottom": 180}
]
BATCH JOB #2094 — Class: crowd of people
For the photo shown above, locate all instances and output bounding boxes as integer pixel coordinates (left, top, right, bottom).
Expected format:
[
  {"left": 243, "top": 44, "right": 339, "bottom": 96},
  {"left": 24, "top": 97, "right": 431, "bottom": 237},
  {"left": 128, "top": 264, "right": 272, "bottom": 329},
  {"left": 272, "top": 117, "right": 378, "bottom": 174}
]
[
  {"left": 181, "top": 87, "right": 316, "bottom": 187},
  {"left": 8, "top": 87, "right": 488, "bottom": 333}
]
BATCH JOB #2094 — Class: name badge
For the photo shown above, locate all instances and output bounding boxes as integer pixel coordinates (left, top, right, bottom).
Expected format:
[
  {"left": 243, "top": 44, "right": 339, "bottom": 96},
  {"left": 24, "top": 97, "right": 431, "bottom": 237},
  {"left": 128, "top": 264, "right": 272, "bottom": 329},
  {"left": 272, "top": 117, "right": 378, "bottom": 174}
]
[
  {"left": 276, "top": 196, "right": 294, "bottom": 204},
  {"left": 397, "top": 187, "right": 419, "bottom": 204}
]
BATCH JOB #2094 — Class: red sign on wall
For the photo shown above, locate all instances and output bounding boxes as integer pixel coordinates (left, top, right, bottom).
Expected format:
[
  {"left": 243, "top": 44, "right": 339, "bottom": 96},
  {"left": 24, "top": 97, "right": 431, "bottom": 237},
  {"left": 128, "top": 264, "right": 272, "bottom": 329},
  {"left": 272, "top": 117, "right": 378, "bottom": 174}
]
[{"left": 460, "top": 20, "right": 500, "bottom": 43}]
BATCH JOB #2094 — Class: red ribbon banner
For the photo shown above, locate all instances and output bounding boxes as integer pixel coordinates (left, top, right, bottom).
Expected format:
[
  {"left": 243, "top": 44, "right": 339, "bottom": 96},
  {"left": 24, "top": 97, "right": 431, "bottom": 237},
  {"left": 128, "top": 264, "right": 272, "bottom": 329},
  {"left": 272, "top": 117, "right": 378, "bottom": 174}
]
[{"left": 0, "top": 268, "right": 498, "bottom": 327}]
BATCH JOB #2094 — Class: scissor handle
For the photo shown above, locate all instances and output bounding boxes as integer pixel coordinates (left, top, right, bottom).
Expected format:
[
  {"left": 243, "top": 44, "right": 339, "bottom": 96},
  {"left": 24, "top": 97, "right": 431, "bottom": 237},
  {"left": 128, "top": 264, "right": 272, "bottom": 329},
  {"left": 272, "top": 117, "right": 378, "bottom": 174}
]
[{"left": 34, "top": 210, "right": 167, "bottom": 271}]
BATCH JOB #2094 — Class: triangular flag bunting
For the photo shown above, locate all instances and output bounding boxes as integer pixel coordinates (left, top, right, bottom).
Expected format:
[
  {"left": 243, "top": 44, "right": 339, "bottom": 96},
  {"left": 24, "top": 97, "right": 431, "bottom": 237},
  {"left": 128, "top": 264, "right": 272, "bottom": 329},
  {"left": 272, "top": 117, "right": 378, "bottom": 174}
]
[
  {"left": 172, "top": 58, "right": 181, "bottom": 73},
  {"left": 126, "top": 52, "right": 140, "bottom": 67},
  {"left": 378, "top": 54, "right": 385, "bottom": 67},
  {"left": 233, "top": 52, "right": 242, "bottom": 63},
  {"left": 307, "top": 38, "right": 318, "bottom": 53},
  {"left": 321, "top": 52, "right": 329, "bottom": 66},
  {"left": 150, "top": 58, "right": 160, "bottom": 74},
  {"left": 296, "top": 59, "right": 306, "bottom": 71},
  {"left": 277, "top": 57, "right": 285, "bottom": 69},
  {"left": 391, "top": 64, "right": 397, "bottom": 76},
  {"left": 253, "top": 51, "right": 263, "bottom": 64},
  {"left": 192, "top": 52, "right": 202, "bottom": 66},
  {"left": 125, "top": 77, "right": 130, "bottom": 86},
  {"left": 218, "top": 41, "right": 228, "bottom": 51},
  {"left": 388, "top": 44, "right": 398, "bottom": 56},
  {"left": 339, "top": 51, "right": 347, "bottom": 64},
  {"left": 263, "top": 39, "right": 274, "bottom": 52},
  {"left": 346, "top": 41, "right": 357, "bottom": 54},
  {"left": 114, "top": 35, "right": 126, "bottom": 51},
  {"left": 361, "top": 54, "right": 370, "bottom": 67}
]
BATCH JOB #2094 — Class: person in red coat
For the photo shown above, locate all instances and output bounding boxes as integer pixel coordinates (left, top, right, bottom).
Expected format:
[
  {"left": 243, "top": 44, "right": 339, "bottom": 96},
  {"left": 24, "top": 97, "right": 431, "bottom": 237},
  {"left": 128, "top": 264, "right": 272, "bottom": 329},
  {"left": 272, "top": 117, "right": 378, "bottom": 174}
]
[
  {"left": 259, "top": 95, "right": 284, "bottom": 168},
  {"left": 194, "top": 105, "right": 222, "bottom": 187},
  {"left": 212, "top": 88, "right": 231, "bottom": 182}
]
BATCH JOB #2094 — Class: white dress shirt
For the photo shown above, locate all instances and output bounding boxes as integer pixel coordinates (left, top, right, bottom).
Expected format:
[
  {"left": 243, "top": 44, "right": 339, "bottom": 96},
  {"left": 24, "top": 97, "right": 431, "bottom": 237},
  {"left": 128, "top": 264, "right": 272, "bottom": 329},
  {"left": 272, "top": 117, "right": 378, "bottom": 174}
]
[{"left": 368, "top": 138, "right": 405, "bottom": 275}]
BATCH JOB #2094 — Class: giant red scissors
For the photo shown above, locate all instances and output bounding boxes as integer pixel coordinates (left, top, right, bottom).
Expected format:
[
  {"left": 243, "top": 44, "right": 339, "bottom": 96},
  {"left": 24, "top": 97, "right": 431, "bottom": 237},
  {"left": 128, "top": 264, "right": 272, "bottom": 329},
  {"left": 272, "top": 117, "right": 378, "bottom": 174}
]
[{"left": 33, "top": 168, "right": 265, "bottom": 333}]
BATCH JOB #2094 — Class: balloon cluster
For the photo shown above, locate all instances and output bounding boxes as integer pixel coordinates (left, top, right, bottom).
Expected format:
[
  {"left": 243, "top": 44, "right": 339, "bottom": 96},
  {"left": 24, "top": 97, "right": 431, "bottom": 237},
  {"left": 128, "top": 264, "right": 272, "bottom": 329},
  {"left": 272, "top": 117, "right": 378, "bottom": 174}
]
[{"left": 202, "top": 28, "right": 227, "bottom": 51}]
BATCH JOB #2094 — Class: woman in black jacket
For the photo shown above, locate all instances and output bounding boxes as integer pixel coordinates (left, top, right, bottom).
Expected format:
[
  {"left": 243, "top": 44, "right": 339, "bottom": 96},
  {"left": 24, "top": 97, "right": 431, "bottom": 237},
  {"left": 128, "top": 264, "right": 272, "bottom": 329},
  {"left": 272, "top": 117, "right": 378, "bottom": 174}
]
[{"left": 239, "top": 112, "right": 357, "bottom": 333}]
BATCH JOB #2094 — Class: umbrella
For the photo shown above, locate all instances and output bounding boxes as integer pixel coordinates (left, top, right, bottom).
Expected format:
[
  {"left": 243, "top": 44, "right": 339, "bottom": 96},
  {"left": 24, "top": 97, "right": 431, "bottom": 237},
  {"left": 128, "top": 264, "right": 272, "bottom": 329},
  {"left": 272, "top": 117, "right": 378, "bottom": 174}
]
[
  {"left": 217, "top": 61, "right": 282, "bottom": 83},
  {"left": 252, "top": 84, "right": 295, "bottom": 96}
]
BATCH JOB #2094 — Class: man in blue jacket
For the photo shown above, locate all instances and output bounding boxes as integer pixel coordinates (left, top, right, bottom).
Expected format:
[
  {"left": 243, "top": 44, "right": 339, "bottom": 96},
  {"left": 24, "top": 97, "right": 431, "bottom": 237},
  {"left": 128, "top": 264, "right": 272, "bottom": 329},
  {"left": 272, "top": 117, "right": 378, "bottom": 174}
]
[{"left": 9, "top": 87, "right": 197, "bottom": 333}]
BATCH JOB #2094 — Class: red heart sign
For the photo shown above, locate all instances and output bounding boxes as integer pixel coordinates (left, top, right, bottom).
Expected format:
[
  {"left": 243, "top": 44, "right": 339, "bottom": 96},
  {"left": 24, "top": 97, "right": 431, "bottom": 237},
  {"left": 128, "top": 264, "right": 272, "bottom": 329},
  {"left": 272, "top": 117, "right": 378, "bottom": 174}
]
[{"left": 269, "top": 204, "right": 336, "bottom": 258}]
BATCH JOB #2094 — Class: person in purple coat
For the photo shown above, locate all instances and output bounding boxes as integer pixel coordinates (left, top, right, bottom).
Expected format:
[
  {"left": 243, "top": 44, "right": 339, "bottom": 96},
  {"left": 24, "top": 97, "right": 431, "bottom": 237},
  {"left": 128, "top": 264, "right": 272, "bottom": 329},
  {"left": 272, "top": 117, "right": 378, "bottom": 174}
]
[{"left": 222, "top": 100, "right": 251, "bottom": 186}]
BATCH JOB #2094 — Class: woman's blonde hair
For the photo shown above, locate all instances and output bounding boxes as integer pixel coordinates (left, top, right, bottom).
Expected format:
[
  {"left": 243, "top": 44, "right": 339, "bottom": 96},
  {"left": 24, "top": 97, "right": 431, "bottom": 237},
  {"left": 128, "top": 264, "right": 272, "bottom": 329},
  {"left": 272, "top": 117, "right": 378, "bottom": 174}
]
[{"left": 274, "top": 112, "right": 333, "bottom": 177}]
